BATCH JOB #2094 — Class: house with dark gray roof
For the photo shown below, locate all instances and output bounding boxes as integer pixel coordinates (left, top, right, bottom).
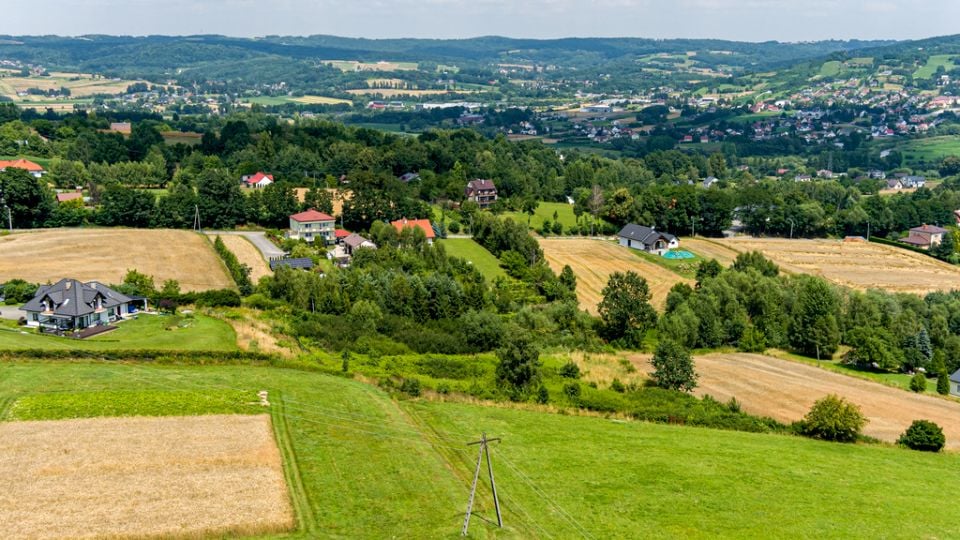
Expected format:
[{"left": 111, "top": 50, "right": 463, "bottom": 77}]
[
  {"left": 950, "top": 368, "right": 960, "bottom": 397},
  {"left": 617, "top": 224, "right": 679, "bottom": 255},
  {"left": 343, "top": 233, "right": 376, "bottom": 256},
  {"left": 20, "top": 278, "right": 145, "bottom": 331}
]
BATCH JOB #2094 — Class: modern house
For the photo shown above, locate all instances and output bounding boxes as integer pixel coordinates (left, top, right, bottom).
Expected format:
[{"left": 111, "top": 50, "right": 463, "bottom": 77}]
[
  {"left": 242, "top": 172, "right": 274, "bottom": 189},
  {"left": 0, "top": 159, "right": 45, "bottom": 178},
  {"left": 390, "top": 218, "right": 436, "bottom": 244},
  {"left": 617, "top": 224, "right": 679, "bottom": 255},
  {"left": 20, "top": 278, "right": 146, "bottom": 331},
  {"left": 288, "top": 208, "right": 336, "bottom": 244},
  {"left": 900, "top": 224, "right": 949, "bottom": 250},
  {"left": 464, "top": 179, "right": 498, "bottom": 209}
]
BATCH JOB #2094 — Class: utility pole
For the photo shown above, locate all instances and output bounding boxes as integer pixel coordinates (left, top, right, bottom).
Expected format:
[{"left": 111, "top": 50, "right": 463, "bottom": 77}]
[
  {"left": 193, "top": 204, "right": 201, "bottom": 233},
  {"left": 461, "top": 433, "right": 503, "bottom": 536},
  {"left": 5, "top": 205, "right": 10, "bottom": 233}
]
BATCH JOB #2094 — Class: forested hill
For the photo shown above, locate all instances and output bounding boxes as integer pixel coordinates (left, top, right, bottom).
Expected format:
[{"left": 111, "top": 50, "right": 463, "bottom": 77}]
[{"left": 0, "top": 34, "right": 892, "bottom": 77}]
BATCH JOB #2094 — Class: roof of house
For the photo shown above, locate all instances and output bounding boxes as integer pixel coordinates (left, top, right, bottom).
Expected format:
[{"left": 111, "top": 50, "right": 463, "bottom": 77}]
[
  {"left": 56, "top": 192, "right": 83, "bottom": 203},
  {"left": 886, "top": 179, "right": 903, "bottom": 188},
  {"left": 290, "top": 208, "right": 335, "bottom": 223},
  {"left": 334, "top": 229, "right": 351, "bottom": 239},
  {"left": 466, "top": 179, "right": 496, "bottom": 191},
  {"left": 391, "top": 218, "right": 436, "bottom": 239},
  {"left": 951, "top": 368, "right": 960, "bottom": 384},
  {"left": 901, "top": 234, "right": 932, "bottom": 246},
  {"left": 910, "top": 224, "right": 949, "bottom": 234},
  {"left": 617, "top": 223, "right": 676, "bottom": 245},
  {"left": 244, "top": 172, "right": 274, "bottom": 185},
  {"left": 344, "top": 233, "right": 375, "bottom": 249},
  {"left": 20, "top": 278, "right": 131, "bottom": 318},
  {"left": 0, "top": 159, "right": 44, "bottom": 172},
  {"left": 399, "top": 172, "right": 420, "bottom": 182},
  {"left": 269, "top": 257, "right": 314, "bottom": 271}
]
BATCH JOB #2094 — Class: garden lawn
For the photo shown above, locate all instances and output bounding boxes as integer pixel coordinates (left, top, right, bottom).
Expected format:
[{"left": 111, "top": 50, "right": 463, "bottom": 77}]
[
  {"left": 503, "top": 201, "right": 582, "bottom": 231},
  {"left": 0, "top": 313, "right": 237, "bottom": 351},
  {"left": 438, "top": 238, "right": 506, "bottom": 279}
]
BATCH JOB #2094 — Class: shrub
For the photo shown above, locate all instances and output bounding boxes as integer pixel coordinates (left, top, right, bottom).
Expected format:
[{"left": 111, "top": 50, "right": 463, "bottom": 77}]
[
  {"left": 610, "top": 378, "right": 626, "bottom": 393},
  {"left": 898, "top": 420, "right": 945, "bottom": 452},
  {"left": 192, "top": 289, "right": 242, "bottom": 307},
  {"left": 563, "top": 382, "right": 582, "bottom": 401},
  {"left": 558, "top": 361, "right": 581, "bottom": 379},
  {"left": 910, "top": 371, "right": 927, "bottom": 393},
  {"left": 448, "top": 221, "right": 461, "bottom": 234},
  {"left": 436, "top": 382, "right": 451, "bottom": 395},
  {"left": 937, "top": 371, "right": 950, "bottom": 395},
  {"left": 213, "top": 236, "right": 254, "bottom": 295},
  {"left": 800, "top": 394, "right": 866, "bottom": 443},
  {"left": 399, "top": 377, "right": 422, "bottom": 397},
  {"left": 551, "top": 221, "right": 563, "bottom": 235},
  {"left": 535, "top": 385, "right": 549, "bottom": 404},
  {"left": 650, "top": 339, "right": 697, "bottom": 392}
]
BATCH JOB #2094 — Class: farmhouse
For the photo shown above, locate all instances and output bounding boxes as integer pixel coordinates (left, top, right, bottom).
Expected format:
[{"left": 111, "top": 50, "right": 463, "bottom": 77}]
[
  {"left": 900, "top": 224, "right": 948, "bottom": 250},
  {"left": 0, "top": 158, "right": 45, "bottom": 178},
  {"left": 391, "top": 218, "right": 436, "bottom": 244},
  {"left": 20, "top": 278, "right": 146, "bottom": 331},
  {"left": 464, "top": 179, "right": 498, "bottom": 209},
  {"left": 288, "top": 208, "right": 335, "bottom": 244},
  {"left": 617, "top": 224, "right": 679, "bottom": 256},
  {"left": 242, "top": 172, "right": 274, "bottom": 189}
]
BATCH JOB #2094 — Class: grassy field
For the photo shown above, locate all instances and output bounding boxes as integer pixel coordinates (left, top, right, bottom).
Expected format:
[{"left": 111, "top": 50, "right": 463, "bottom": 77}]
[
  {"left": 715, "top": 237, "right": 960, "bottom": 296},
  {"left": 886, "top": 135, "right": 960, "bottom": 164},
  {"left": 438, "top": 238, "right": 507, "bottom": 279},
  {"left": 539, "top": 238, "right": 693, "bottom": 313},
  {"left": 245, "top": 95, "right": 352, "bottom": 106},
  {"left": 0, "top": 228, "right": 234, "bottom": 292},
  {"left": 914, "top": 54, "right": 957, "bottom": 79},
  {"left": 502, "top": 201, "right": 581, "bottom": 231},
  {"left": 324, "top": 60, "right": 418, "bottom": 72},
  {"left": 0, "top": 313, "right": 237, "bottom": 351},
  {"left": 6, "top": 361, "right": 960, "bottom": 538},
  {"left": 817, "top": 60, "right": 842, "bottom": 78}
]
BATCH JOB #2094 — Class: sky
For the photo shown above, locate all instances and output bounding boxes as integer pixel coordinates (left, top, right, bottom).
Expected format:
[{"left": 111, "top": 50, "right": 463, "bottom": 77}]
[{"left": 2, "top": 0, "right": 959, "bottom": 42}]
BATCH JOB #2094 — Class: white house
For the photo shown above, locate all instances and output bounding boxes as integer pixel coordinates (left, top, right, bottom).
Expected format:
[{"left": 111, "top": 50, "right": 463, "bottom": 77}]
[
  {"left": 242, "top": 172, "right": 274, "bottom": 189},
  {"left": 617, "top": 224, "right": 679, "bottom": 256},
  {"left": 288, "top": 208, "right": 335, "bottom": 244}
]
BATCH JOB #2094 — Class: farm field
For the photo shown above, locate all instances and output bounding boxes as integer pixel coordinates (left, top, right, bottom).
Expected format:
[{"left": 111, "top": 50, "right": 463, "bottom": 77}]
[
  {"left": 0, "top": 229, "right": 234, "bottom": 292},
  {"left": 687, "top": 352, "right": 960, "bottom": 448},
  {"left": 680, "top": 237, "right": 740, "bottom": 265},
  {"left": 885, "top": 135, "right": 960, "bottom": 164},
  {"left": 323, "top": 60, "right": 418, "bottom": 72},
  {"left": 0, "top": 313, "right": 237, "bottom": 351},
  {"left": 6, "top": 361, "right": 960, "bottom": 538},
  {"left": 344, "top": 88, "right": 466, "bottom": 97},
  {"left": 539, "top": 238, "right": 693, "bottom": 313},
  {"left": 438, "top": 238, "right": 506, "bottom": 279},
  {"left": 209, "top": 234, "right": 271, "bottom": 283},
  {"left": 715, "top": 237, "right": 960, "bottom": 294},
  {"left": 0, "top": 414, "right": 292, "bottom": 539},
  {"left": 913, "top": 54, "right": 957, "bottom": 79},
  {"left": 244, "top": 95, "right": 352, "bottom": 106}
]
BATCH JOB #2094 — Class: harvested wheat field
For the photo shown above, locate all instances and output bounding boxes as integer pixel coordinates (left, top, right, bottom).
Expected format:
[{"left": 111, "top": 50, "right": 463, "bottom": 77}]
[
  {"left": 690, "top": 353, "right": 960, "bottom": 448},
  {"left": 539, "top": 238, "right": 692, "bottom": 313},
  {"left": 0, "top": 229, "right": 233, "bottom": 292},
  {"left": 0, "top": 414, "right": 294, "bottom": 539},
  {"left": 210, "top": 234, "right": 271, "bottom": 283},
  {"left": 716, "top": 237, "right": 960, "bottom": 294},
  {"left": 680, "top": 237, "right": 740, "bottom": 265}
]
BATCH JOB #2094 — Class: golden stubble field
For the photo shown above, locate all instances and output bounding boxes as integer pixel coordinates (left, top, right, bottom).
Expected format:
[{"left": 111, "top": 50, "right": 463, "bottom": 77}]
[
  {"left": 209, "top": 234, "right": 271, "bottom": 283},
  {"left": 0, "top": 414, "right": 294, "bottom": 539},
  {"left": 715, "top": 237, "right": 960, "bottom": 294},
  {"left": 689, "top": 353, "right": 960, "bottom": 448},
  {"left": 539, "top": 238, "right": 693, "bottom": 314},
  {"left": 0, "top": 229, "right": 234, "bottom": 292}
]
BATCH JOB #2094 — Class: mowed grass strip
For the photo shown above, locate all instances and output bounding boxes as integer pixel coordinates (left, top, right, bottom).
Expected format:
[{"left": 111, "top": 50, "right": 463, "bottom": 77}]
[
  {"left": 0, "top": 228, "right": 234, "bottom": 292},
  {"left": 8, "top": 389, "right": 260, "bottom": 420},
  {"left": 0, "top": 313, "right": 237, "bottom": 351},
  {"left": 438, "top": 238, "right": 506, "bottom": 279},
  {"left": 407, "top": 399, "right": 960, "bottom": 539},
  {"left": 0, "top": 414, "right": 293, "bottom": 540}
]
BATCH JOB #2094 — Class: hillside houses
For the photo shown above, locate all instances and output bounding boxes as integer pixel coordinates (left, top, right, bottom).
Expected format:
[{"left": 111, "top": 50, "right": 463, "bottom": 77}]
[
  {"left": 288, "top": 208, "right": 335, "bottom": 244},
  {"left": 901, "top": 224, "right": 948, "bottom": 250},
  {"left": 465, "top": 179, "right": 498, "bottom": 209}
]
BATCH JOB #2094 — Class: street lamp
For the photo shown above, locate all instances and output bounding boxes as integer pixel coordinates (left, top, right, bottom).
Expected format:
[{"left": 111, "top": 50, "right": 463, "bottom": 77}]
[{"left": 788, "top": 218, "right": 795, "bottom": 239}]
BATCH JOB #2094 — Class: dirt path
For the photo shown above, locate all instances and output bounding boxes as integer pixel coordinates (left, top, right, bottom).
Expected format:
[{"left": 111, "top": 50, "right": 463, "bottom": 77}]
[
  {"left": 691, "top": 353, "right": 960, "bottom": 448},
  {"left": 539, "top": 238, "right": 692, "bottom": 314},
  {"left": 208, "top": 234, "right": 272, "bottom": 283}
]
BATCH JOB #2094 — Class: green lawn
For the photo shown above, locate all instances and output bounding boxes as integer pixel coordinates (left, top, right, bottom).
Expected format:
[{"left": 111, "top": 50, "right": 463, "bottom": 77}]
[
  {"left": 914, "top": 54, "right": 957, "bottom": 79},
  {"left": 769, "top": 350, "right": 944, "bottom": 394},
  {"left": 628, "top": 244, "right": 702, "bottom": 279},
  {"left": 817, "top": 60, "right": 842, "bottom": 78},
  {"left": 885, "top": 136, "right": 960, "bottom": 165},
  {"left": 0, "top": 313, "right": 236, "bottom": 351},
  {"left": 438, "top": 238, "right": 506, "bottom": 279},
  {"left": 503, "top": 201, "right": 583, "bottom": 231},
  {"left": 6, "top": 361, "right": 960, "bottom": 538}
]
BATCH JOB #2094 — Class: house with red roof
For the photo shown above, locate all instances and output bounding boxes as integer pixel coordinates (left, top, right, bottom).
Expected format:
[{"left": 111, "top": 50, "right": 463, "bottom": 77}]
[
  {"left": 390, "top": 218, "right": 436, "bottom": 244},
  {"left": 0, "top": 159, "right": 45, "bottom": 178},
  {"left": 901, "top": 224, "right": 949, "bottom": 250},
  {"left": 241, "top": 172, "right": 274, "bottom": 189},
  {"left": 288, "top": 208, "right": 336, "bottom": 244}
]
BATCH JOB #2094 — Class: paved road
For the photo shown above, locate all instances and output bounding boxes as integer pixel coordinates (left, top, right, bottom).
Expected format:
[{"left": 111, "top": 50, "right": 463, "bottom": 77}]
[{"left": 206, "top": 231, "right": 286, "bottom": 260}]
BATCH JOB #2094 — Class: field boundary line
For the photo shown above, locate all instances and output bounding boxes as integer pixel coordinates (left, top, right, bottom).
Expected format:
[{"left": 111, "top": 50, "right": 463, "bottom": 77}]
[
  {"left": 271, "top": 392, "right": 318, "bottom": 534},
  {"left": 0, "top": 396, "right": 13, "bottom": 420}
]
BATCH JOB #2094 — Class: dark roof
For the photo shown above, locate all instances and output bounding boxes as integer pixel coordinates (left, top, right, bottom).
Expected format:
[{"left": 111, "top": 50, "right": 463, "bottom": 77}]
[
  {"left": 466, "top": 179, "right": 496, "bottom": 192},
  {"left": 900, "top": 234, "right": 931, "bottom": 246},
  {"left": 617, "top": 224, "right": 676, "bottom": 246},
  {"left": 911, "top": 224, "right": 948, "bottom": 234},
  {"left": 951, "top": 368, "right": 960, "bottom": 384},
  {"left": 20, "top": 279, "right": 131, "bottom": 318},
  {"left": 269, "top": 257, "right": 314, "bottom": 271},
  {"left": 343, "top": 233, "right": 374, "bottom": 249}
]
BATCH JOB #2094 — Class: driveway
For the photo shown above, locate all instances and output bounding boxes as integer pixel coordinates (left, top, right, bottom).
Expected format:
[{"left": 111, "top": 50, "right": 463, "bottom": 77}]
[
  {"left": 0, "top": 305, "right": 23, "bottom": 321},
  {"left": 206, "top": 231, "right": 286, "bottom": 260}
]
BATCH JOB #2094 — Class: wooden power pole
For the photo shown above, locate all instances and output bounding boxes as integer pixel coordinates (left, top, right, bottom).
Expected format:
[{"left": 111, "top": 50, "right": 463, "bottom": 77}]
[{"left": 461, "top": 433, "right": 503, "bottom": 536}]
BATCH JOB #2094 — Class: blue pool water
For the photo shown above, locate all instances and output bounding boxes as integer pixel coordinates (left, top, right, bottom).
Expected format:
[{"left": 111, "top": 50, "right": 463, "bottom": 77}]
[{"left": 662, "top": 250, "right": 695, "bottom": 259}]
